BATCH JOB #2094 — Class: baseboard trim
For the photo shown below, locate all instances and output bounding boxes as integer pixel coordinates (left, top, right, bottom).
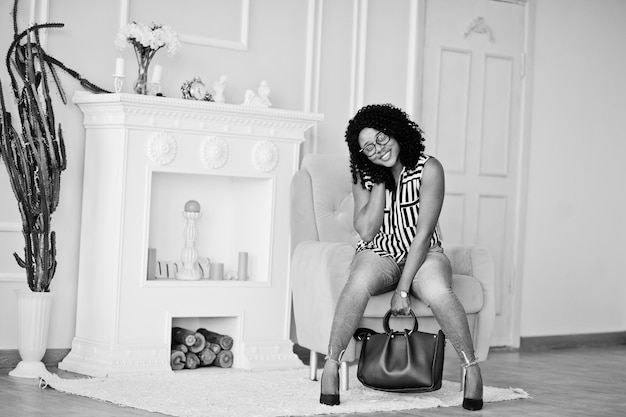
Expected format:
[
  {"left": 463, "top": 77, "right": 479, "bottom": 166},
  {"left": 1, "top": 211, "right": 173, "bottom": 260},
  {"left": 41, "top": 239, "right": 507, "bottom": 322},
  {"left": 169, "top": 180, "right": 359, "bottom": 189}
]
[
  {"left": 0, "top": 349, "right": 70, "bottom": 370},
  {"left": 520, "top": 331, "right": 626, "bottom": 351}
]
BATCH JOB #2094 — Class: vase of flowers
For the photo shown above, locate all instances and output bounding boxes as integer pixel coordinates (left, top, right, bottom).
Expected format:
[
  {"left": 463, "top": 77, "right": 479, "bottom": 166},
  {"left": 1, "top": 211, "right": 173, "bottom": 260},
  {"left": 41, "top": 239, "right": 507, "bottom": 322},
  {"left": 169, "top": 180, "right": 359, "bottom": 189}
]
[{"left": 115, "top": 22, "right": 180, "bottom": 94}]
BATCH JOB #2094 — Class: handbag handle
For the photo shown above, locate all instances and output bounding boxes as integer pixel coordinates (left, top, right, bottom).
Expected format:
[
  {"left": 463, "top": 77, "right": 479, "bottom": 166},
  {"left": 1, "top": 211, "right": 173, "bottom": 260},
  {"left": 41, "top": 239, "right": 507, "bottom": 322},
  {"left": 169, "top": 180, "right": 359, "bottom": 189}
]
[{"left": 383, "top": 309, "right": 419, "bottom": 335}]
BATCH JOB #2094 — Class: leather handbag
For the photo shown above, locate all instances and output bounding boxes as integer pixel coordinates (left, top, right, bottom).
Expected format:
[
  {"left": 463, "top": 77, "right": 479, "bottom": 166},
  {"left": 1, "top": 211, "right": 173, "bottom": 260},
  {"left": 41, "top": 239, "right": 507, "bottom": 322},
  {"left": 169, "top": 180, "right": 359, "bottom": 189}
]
[{"left": 353, "top": 309, "right": 445, "bottom": 393}]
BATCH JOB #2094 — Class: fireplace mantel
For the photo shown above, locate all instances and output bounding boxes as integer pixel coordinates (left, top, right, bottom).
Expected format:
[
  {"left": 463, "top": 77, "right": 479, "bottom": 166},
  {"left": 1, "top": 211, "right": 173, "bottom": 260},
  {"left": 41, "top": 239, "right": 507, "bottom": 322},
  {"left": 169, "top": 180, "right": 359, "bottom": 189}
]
[{"left": 59, "top": 92, "right": 323, "bottom": 377}]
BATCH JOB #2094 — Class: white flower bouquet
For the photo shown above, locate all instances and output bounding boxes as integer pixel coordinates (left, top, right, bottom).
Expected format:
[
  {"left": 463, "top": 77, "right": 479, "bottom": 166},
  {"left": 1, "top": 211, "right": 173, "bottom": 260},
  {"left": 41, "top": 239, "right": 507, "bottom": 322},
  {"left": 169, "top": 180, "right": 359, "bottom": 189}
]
[{"left": 115, "top": 22, "right": 180, "bottom": 93}]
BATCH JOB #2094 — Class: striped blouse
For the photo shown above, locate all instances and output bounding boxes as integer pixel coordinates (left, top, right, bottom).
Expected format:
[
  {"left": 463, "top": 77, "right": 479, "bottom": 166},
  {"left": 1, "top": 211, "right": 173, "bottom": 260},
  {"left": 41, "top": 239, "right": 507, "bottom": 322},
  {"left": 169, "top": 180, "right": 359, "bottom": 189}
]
[{"left": 355, "top": 154, "right": 442, "bottom": 263}]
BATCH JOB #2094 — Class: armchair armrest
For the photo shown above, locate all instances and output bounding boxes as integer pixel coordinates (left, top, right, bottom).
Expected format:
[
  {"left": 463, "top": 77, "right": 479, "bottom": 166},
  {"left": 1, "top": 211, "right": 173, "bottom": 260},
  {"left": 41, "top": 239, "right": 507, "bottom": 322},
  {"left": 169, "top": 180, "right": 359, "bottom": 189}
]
[{"left": 291, "top": 241, "right": 355, "bottom": 356}]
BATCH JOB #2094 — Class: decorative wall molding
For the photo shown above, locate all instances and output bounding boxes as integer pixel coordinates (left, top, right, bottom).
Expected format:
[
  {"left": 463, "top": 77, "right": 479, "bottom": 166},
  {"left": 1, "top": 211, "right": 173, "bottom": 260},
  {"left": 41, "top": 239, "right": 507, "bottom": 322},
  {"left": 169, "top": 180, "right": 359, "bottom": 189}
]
[
  {"left": 147, "top": 131, "right": 177, "bottom": 166},
  {"left": 252, "top": 141, "right": 279, "bottom": 173},
  {"left": 75, "top": 93, "right": 322, "bottom": 140},
  {"left": 0, "top": 222, "right": 21, "bottom": 232},
  {"left": 464, "top": 17, "right": 495, "bottom": 42},
  {"left": 0, "top": 223, "right": 24, "bottom": 282},
  {"left": 27, "top": 0, "right": 50, "bottom": 46},
  {"left": 0, "top": 273, "right": 24, "bottom": 283},
  {"left": 59, "top": 338, "right": 170, "bottom": 377},
  {"left": 491, "top": 0, "right": 528, "bottom": 5},
  {"left": 119, "top": 0, "right": 250, "bottom": 51},
  {"left": 349, "top": 0, "right": 368, "bottom": 114},
  {"left": 405, "top": 0, "right": 425, "bottom": 118},
  {"left": 302, "top": 0, "right": 323, "bottom": 155},
  {"left": 200, "top": 136, "right": 229, "bottom": 169}
]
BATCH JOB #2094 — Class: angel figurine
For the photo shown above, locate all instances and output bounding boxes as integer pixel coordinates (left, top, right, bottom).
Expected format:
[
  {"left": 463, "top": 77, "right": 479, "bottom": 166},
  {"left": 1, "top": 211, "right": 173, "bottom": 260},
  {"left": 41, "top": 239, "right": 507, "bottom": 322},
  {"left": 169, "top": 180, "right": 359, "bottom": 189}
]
[
  {"left": 258, "top": 80, "right": 271, "bottom": 107},
  {"left": 212, "top": 75, "right": 227, "bottom": 103},
  {"left": 242, "top": 80, "right": 272, "bottom": 107}
]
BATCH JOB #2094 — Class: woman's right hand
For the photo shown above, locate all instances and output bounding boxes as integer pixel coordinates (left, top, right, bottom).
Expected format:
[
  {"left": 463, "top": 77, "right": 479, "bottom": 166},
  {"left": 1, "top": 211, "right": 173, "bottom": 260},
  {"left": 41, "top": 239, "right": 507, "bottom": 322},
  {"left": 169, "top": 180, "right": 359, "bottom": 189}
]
[
  {"left": 390, "top": 291, "right": 411, "bottom": 316},
  {"left": 352, "top": 180, "right": 386, "bottom": 242}
]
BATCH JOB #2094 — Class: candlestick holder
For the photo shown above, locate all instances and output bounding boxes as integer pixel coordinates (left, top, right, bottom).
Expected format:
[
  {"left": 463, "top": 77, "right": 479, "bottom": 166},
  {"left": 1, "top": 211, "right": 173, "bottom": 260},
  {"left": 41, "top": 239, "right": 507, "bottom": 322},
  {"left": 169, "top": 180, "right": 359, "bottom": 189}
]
[
  {"left": 113, "top": 75, "right": 125, "bottom": 93},
  {"left": 148, "top": 82, "right": 162, "bottom": 96}
]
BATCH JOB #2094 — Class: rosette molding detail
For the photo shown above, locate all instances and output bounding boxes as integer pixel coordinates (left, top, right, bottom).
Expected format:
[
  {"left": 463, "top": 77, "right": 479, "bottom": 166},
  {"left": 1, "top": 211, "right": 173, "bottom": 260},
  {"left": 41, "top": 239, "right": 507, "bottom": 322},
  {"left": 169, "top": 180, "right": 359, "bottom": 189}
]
[
  {"left": 200, "top": 136, "right": 229, "bottom": 169},
  {"left": 252, "top": 141, "right": 279, "bottom": 173},
  {"left": 147, "top": 131, "right": 177, "bottom": 165}
]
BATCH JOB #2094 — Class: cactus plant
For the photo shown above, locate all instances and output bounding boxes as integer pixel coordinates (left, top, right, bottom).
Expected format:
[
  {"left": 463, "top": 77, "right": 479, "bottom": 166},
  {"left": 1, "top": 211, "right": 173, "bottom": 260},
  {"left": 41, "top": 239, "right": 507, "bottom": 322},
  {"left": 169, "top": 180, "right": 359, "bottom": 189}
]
[{"left": 0, "top": 0, "right": 108, "bottom": 292}]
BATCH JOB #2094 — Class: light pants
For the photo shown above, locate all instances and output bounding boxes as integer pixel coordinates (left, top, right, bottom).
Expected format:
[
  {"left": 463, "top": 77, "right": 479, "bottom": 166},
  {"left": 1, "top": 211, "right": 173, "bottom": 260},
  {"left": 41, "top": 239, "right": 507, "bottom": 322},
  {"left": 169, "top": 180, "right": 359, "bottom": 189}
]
[{"left": 327, "top": 246, "right": 477, "bottom": 364}]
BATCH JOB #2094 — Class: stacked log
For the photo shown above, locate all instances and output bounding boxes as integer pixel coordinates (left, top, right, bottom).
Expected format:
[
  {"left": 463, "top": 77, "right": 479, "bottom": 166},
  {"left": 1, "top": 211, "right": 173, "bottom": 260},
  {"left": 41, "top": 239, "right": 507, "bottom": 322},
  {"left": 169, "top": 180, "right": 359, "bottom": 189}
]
[
  {"left": 170, "top": 327, "right": 207, "bottom": 370},
  {"left": 196, "top": 328, "right": 234, "bottom": 368},
  {"left": 170, "top": 327, "right": 234, "bottom": 370}
]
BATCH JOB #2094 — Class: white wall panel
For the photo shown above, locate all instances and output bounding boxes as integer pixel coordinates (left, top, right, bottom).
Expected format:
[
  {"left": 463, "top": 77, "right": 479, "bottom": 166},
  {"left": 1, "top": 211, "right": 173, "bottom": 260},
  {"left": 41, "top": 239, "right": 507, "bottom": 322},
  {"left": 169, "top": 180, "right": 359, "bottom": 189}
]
[
  {"left": 440, "top": 193, "right": 465, "bottom": 244},
  {"left": 363, "top": 0, "right": 411, "bottom": 106},
  {"left": 124, "top": 0, "right": 249, "bottom": 50},
  {"left": 480, "top": 54, "right": 513, "bottom": 176},
  {"left": 435, "top": 48, "right": 471, "bottom": 173},
  {"left": 0, "top": 227, "right": 23, "bottom": 282},
  {"left": 477, "top": 194, "right": 507, "bottom": 314},
  {"left": 316, "top": 0, "right": 356, "bottom": 155}
]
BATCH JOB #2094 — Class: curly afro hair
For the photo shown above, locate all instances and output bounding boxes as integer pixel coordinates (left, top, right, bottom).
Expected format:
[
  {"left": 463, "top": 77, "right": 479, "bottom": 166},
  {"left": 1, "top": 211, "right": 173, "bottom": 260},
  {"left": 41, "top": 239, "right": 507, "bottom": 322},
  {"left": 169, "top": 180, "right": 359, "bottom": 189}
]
[{"left": 345, "top": 103, "right": 425, "bottom": 190}]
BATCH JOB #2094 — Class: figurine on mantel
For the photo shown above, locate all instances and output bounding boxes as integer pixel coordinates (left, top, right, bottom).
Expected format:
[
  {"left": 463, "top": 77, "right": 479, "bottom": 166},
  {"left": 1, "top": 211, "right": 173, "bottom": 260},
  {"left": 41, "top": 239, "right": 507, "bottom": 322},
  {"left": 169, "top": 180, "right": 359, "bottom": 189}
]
[
  {"left": 242, "top": 80, "right": 271, "bottom": 107},
  {"left": 212, "top": 75, "right": 227, "bottom": 103}
]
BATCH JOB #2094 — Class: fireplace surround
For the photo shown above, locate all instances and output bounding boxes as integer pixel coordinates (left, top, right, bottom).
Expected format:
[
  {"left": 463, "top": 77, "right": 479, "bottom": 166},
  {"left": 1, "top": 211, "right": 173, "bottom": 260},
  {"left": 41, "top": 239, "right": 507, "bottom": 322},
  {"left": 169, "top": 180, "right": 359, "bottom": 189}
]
[{"left": 59, "top": 92, "right": 322, "bottom": 377}]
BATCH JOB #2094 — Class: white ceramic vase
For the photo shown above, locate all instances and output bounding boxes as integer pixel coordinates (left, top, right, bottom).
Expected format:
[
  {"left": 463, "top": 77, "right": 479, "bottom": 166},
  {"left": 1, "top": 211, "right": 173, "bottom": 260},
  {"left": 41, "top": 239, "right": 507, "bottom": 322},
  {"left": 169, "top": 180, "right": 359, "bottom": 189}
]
[{"left": 9, "top": 290, "right": 54, "bottom": 378}]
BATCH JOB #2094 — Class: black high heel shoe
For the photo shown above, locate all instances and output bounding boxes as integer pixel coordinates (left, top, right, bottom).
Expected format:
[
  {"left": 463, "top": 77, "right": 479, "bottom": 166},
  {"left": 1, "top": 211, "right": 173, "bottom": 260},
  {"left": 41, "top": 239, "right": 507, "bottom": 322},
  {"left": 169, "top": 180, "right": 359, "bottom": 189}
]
[
  {"left": 319, "top": 357, "right": 340, "bottom": 406},
  {"left": 461, "top": 352, "right": 483, "bottom": 411}
]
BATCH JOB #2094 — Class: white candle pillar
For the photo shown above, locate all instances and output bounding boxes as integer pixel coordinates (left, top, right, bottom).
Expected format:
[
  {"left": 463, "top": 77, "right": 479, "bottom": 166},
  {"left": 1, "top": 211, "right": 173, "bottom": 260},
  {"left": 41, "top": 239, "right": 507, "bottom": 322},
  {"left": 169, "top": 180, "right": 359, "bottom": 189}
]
[{"left": 151, "top": 64, "right": 163, "bottom": 84}]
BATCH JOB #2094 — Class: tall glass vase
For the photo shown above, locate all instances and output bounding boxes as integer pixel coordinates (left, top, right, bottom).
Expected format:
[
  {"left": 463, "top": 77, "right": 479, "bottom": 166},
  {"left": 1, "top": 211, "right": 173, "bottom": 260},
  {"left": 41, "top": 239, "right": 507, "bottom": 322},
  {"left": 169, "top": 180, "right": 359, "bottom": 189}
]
[
  {"left": 134, "top": 57, "right": 151, "bottom": 95},
  {"left": 133, "top": 49, "right": 155, "bottom": 95}
]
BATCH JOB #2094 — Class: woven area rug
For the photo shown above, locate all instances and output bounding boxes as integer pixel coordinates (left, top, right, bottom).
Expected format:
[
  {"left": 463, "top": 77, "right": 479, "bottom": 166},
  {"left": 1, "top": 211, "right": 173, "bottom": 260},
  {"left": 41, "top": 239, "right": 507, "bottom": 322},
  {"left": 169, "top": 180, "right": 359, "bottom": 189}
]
[{"left": 41, "top": 366, "right": 529, "bottom": 417}]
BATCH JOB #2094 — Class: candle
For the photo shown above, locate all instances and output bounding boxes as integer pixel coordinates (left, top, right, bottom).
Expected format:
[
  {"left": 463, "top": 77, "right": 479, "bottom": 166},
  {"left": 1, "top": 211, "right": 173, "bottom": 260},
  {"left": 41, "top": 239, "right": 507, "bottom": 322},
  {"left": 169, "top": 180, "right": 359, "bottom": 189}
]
[
  {"left": 114, "top": 58, "right": 124, "bottom": 77},
  {"left": 209, "top": 262, "right": 224, "bottom": 280},
  {"left": 151, "top": 64, "right": 162, "bottom": 84},
  {"left": 238, "top": 252, "right": 248, "bottom": 281}
]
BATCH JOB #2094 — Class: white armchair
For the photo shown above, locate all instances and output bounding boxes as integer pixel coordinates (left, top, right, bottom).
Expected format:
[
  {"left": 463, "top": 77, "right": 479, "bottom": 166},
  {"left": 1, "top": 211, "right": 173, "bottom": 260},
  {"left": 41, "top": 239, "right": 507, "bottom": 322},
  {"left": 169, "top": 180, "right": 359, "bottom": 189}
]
[{"left": 290, "top": 154, "right": 495, "bottom": 385}]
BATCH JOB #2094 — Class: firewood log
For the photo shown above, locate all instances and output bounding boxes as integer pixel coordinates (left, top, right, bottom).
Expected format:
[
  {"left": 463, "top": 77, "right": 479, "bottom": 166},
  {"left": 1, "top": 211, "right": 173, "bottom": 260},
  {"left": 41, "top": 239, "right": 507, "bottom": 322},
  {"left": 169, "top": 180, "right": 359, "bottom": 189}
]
[
  {"left": 189, "top": 332, "right": 206, "bottom": 353},
  {"left": 207, "top": 342, "right": 221, "bottom": 354},
  {"left": 172, "top": 327, "right": 197, "bottom": 347},
  {"left": 196, "top": 328, "right": 233, "bottom": 350},
  {"left": 170, "top": 350, "right": 186, "bottom": 370},
  {"left": 213, "top": 349, "right": 233, "bottom": 368},
  {"left": 185, "top": 352, "right": 200, "bottom": 369},
  {"left": 171, "top": 343, "right": 188, "bottom": 353},
  {"left": 198, "top": 346, "right": 217, "bottom": 366}
]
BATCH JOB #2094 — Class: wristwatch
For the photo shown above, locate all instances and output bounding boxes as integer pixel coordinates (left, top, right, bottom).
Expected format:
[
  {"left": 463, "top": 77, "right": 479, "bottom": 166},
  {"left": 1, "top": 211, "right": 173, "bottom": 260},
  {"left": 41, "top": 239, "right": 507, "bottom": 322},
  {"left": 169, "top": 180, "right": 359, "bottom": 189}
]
[{"left": 396, "top": 290, "right": 408, "bottom": 299}]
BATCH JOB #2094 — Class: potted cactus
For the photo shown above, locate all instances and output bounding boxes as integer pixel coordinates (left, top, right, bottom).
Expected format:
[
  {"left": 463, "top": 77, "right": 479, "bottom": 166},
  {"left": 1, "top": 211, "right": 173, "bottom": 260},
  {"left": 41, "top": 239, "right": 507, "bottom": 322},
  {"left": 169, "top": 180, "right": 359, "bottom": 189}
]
[{"left": 0, "top": 0, "right": 107, "bottom": 377}]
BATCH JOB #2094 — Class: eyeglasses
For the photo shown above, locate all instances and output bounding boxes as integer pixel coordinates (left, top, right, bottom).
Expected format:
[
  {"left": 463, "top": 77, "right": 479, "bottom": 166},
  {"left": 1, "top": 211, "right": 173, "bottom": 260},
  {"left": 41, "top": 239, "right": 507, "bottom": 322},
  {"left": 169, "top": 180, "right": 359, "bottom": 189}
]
[{"left": 359, "top": 132, "right": 391, "bottom": 157}]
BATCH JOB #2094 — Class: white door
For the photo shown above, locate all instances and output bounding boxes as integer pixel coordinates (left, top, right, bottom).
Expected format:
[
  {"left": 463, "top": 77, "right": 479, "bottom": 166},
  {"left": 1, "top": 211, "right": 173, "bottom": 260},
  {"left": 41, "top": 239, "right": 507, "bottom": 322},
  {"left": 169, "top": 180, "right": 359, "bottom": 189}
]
[{"left": 420, "top": 0, "right": 527, "bottom": 347}]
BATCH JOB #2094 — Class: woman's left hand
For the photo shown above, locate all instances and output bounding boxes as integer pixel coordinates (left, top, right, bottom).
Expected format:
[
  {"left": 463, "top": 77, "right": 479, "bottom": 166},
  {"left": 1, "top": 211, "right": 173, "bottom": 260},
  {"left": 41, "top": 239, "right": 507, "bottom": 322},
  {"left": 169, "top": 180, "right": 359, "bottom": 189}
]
[{"left": 390, "top": 292, "right": 411, "bottom": 316}]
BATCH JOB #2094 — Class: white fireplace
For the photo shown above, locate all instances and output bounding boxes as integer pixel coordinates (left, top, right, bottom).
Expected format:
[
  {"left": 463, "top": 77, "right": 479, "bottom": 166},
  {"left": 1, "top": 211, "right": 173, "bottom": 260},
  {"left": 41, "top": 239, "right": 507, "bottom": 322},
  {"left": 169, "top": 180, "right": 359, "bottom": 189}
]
[{"left": 59, "top": 92, "right": 322, "bottom": 377}]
